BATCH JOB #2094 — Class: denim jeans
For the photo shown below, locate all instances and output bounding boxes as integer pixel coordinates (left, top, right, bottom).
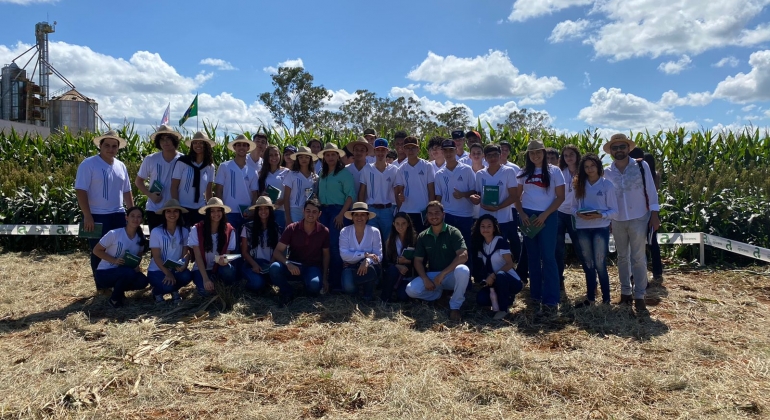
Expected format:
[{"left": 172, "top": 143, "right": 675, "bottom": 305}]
[
  {"left": 89, "top": 212, "right": 127, "bottom": 275},
  {"left": 226, "top": 213, "right": 246, "bottom": 237},
  {"left": 510, "top": 208, "right": 528, "bottom": 280},
  {"left": 274, "top": 210, "right": 286, "bottom": 232},
  {"left": 319, "top": 204, "right": 346, "bottom": 290},
  {"left": 342, "top": 264, "right": 380, "bottom": 300},
  {"left": 612, "top": 213, "right": 650, "bottom": 299},
  {"left": 576, "top": 227, "right": 611, "bottom": 303},
  {"left": 367, "top": 206, "right": 394, "bottom": 244},
  {"left": 241, "top": 260, "right": 269, "bottom": 292},
  {"left": 556, "top": 210, "right": 583, "bottom": 282},
  {"left": 406, "top": 212, "right": 426, "bottom": 234},
  {"left": 405, "top": 264, "right": 470, "bottom": 310},
  {"left": 182, "top": 207, "right": 205, "bottom": 228},
  {"left": 94, "top": 266, "right": 149, "bottom": 303},
  {"left": 269, "top": 262, "right": 322, "bottom": 301},
  {"left": 191, "top": 264, "right": 237, "bottom": 296},
  {"left": 147, "top": 269, "right": 193, "bottom": 296},
  {"left": 648, "top": 233, "right": 663, "bottom": 277},
  {"left": 380, "top": 264, "right": 411, "bottom": 302},
  {"left": 445, "top": 213, "right": 474, "bottom": 276},
  {"left": 476, "top": 272, "right": 523, "bottom": 311},
  {"left": 522, "top": 209, "right": 559, "bottom": 306}
]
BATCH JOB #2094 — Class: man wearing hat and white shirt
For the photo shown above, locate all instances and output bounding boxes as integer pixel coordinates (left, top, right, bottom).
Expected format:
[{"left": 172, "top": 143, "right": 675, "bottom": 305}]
[
  {"left": 346, "top": 137, "right": 374, "bottom": 196},
  {"left": 75, "top": 130, "right": 134, "bottom": 275},
  {"left": 214, "top": 134, "right": 258, "bottom": 235},
  {"left": 339, "top": 202, "right": 383, "bottom": 300},
  {"left": 451, "top": 129, "right": 469, "bottom": 161},
  {"left": 247, "top": 128, "right": 269, "bottom": 173},
  {"left": 603, "top": 133, "right": 660, "bottom": 313},
  {"left": 135, "top": 125, "right": 183, "bottom": 231},
  {"left": 395, "top": 136, "right": 436, "bottom": 233},
  {"left": 434, "top": 139, "right": 476, "bottom": 254},
  {"left": 358, "top": 138, "right": 399, "bottom": 242}
]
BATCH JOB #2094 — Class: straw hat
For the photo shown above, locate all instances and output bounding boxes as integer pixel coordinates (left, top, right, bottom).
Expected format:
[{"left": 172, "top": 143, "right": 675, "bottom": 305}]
[
  {"left": 525, "top": 140, "right": 546, "bottom": 152},
  {"left": 197, "top": 197, "right": 232, "bottom": 215},
  {"left": 248, "top": 196, "right": 274, "bottom": 211},
  {"left": 602, "top": 133, "right": 636, "bottom": 154},
  {"left": 344, "top": 202, "right": 376, "bottom": 220},
  {"left": 185, "top": 131, "right": 216, "bottom": 148},
  {"left": 155, "top": 199, "right": 189, "bottom": 215},
  {"left": 345, "top": 136, "right": 374, "bottom": 155},
  {"left": 290, "top": 145, "right": 319, "bottom": 161},
  {"left": 93, "top": 130, "right": 127, "bottom": 149},
  {"left": 150, "top": 124, "right": 183, "bottom": 142},
  {"left": 226, "top": 134, "right": 256, "bottom": 152},
  {"left": 317, "top": 142, "right": 346, "bottom": 159}
]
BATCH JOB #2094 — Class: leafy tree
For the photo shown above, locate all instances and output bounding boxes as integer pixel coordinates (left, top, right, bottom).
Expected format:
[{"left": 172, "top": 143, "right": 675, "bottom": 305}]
[
  {"left": 258, "top": 67, "right": 332, "bottom": 135},
  {"left": 497, "top": 108, "right": 553, "bottom": 136},
  {"left": 432, "top": 106, "right": 471, "bottom": 131}
]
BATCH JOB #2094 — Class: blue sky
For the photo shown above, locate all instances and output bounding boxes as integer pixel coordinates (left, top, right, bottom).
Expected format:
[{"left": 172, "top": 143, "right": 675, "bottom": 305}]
[{"left": 2, "top": 0, "right": 770, "bottom": 137}]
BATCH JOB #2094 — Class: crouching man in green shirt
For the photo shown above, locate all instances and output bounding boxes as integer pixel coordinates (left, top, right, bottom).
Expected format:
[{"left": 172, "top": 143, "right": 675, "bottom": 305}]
[{"left": 405, "top": 200, "right": 470, "bottom": 321}]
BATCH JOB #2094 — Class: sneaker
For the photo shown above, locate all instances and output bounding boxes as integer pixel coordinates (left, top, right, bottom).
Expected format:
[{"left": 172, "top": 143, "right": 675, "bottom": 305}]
[
  {"left": 449, "top": 309, "right": 462, "bottom": 321},
  {"left": 574, "top": 300, "right": 594, "bottom": 309},
  {"left": 107, "top": 298, "right": 123, "bottom": 308},
  {"left": 634, "top": 298, "right": 648, "bottom": 313},
  {"left": 614, "top": 294, "right": 633, "bottom": 305},
  {"left": 172, "top": 296, "right": 183, "bottom": 306}
]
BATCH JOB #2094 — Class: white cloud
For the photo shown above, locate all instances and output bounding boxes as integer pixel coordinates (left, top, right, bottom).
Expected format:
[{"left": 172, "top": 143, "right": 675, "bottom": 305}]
[
  {"left": 549, "top": 19, "right": 591, "bottom": 43},
  {"left": 406, "top": 50, "right": 564, "bottom": 100},
  {"left": 508, "top": 0, "right": 593, "bottom": 22},
  {"left": 713, "top": 56, "right": 740, "bottom": 68},
  {"left": 0, "top": 0, "right": 57, "bottom": 4},
  {"left": 743, "top": 104, "right": 757, "bottom": 112},
  {"left": 388, "top": 87, "right": 474, "bottom": 117},
  {"left": 765, "top": 109, "right": 770, "bottom": 118},
  {"left": 713, "top": 50, "right": 770, "bottom": 103},
  {"left": 323, "top": 89, "right": 358, "bottom": 111},
  {"left": 657, "top": 55, "right": 692, "bottom": 74},
  {"left": 582, "top": 72, "right": 591, "bottom": 88},
  {"left": 658, "top": 90, "right": 713, "bottom": 108},
  {"left": 263, "top": 58, "right": 305, "bottom": 74},
  {"left": 578, "top": 87, "right": 682, "bottom": 131},
  {"left": 199, "top": 58, "right": 236, "bottom": 71}
]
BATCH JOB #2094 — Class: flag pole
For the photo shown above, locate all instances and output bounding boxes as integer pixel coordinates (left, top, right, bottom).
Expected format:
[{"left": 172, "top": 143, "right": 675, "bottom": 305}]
[{"left": 196, "top": 91, "right": 199, "bottom": 132}]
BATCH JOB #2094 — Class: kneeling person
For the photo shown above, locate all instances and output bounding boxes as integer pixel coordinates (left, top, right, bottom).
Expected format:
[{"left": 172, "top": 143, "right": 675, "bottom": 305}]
[
  {"left": 147, "top": 199, "right": 193, "bottom": 306},
  {"left": 405, "top": 201, "right": 470, "bottom": 321}
]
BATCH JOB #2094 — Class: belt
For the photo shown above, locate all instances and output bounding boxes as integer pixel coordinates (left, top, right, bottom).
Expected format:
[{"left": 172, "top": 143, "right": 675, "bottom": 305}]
[{"left": 370, "top": 203, "right": 393, "bottom": 209}]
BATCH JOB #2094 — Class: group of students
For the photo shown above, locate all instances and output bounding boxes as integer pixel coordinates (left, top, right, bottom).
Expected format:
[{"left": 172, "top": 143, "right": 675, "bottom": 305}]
[{"left": 75, "top": 125, "right": 660, "bottom": 318}]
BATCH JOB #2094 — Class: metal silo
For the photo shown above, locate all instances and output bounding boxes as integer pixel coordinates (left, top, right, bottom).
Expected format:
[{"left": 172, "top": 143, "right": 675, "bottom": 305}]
[
  {"left": 49, "top": 88, "right": 98, "bottom": 134},
  {"left": 1, "top": 63, "right": 26, "bottom": 121}
]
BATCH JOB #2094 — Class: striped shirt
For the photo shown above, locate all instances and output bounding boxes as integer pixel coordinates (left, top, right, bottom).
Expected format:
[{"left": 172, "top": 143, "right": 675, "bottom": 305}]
[
  {"left": 214, "top": 160, "right": 258, "bottom": 214},
  {"left": 74, "top": 155, "right": 132, "bottom": 215}
]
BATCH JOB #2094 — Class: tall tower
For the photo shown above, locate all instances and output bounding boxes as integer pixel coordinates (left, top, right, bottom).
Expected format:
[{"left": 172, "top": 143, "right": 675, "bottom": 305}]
[{"left": 35, "top": 21, "right": 55, "bottom": 126}]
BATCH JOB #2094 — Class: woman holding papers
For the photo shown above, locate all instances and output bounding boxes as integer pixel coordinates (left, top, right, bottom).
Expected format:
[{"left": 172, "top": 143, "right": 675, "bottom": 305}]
[
  {"left": 514, "top": 140, "right": 566, "bottom": 316},
  {"left": 92, "top": 206, "right": 149, "bottom": 308},
  {"left": 188, "top": 198, "right": 238, "bottom": 296},
  {"left": 240, "top": 196, "right": 282, "bottom": 293},
  {"left": 571, "top": 154, "right": 618, "bottom": 306},
  {"left": 472, "top": 214, "right": 523, "bottom": 320},
  {"left": 380, "top": 212, "right": 418, "bottom": 302},
  {"left": 256, "top": 145, "right": 289, "bottom": 230},
  {"left": 147, "top": 199, "right": 192, "bottom": 306}
]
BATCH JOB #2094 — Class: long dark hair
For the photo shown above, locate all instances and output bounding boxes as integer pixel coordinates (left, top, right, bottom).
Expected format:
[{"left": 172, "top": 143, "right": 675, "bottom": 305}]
[
  {"left": 321, "top": 152, "right": 344, "bottom": 177},
  {"left": 160, "top": 208, "right": 187, "bottom": 247},
  {"left": 385, "top": 212, "right": 416, "bottom": 264},
  {"left": 517, "top": 149, "right": 551, "bottom": 189},
  {"left": 202, "top": 208, "right": 227, "bottom": 253},
  {"left": 559, "top": 144, "right": 581, "bottom": 171},
  {"left": 126, "top": 206, "right": 149, "bottom": 250},
  {"left": 292, "top": 154, "right": 313, "bottom": 173},
  {"left": 187, "top": 140, "right": 213, "bottom": 167},
  {"left": 470, "top": 214, "right": 501, "bottom": 256},
  {"left": 258, "top": 145, "right": 282, "bottom": 193},
  {"left": 250, "top": 206, "right": 280, "bottom": 250},
  {"left": 573, "top": 153, "right": 604, "bottom": 200}
]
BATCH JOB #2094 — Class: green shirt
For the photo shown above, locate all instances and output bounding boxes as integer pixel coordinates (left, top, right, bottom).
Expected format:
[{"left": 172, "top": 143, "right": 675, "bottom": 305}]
[
  {"left": 414, "top": 223, "right": 466, "bottom": 272},
  {"left": 318, "top": 168, "right": 355, "bottom": 205}
]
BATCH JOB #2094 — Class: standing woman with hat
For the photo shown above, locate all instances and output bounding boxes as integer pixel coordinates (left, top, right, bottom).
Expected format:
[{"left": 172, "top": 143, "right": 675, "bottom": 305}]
[
  {"left": 214, "top": 134, "right": 258, "bottom": 236},
  {"left": 240, "top": 196, "right": 282, "bottom": 292},
  {"left": 514, "top": 140, "right": 566, "bottom": 316},
  {"left": 147, "top": 199, "right": 193, "bottom": 306},
  {"left": 171, "top": 131, "right": 216, "bottom": 227},
  {"left": 257, "top": 145, "right": 289, "bottom": 230},
  {"left": 282, "top": 146, "right": 319, "bottom": 225},
  {"left": 317, "top": 142, "right": 357, "bottom": 291},
  {"left": 339, "top": 202, "right": 382, "bottom": 300},
  {"left": 135, "top": 125, "right": 182, "bottom": 231},
  {"left": 188, "top": 198, "right": 238, "bottom": 296},
  {"left": 75, "top": 130, "right": 134, "bottom": 276}
]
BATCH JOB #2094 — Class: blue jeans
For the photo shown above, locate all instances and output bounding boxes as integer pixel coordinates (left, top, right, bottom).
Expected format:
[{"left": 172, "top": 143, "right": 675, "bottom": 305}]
[
  {"left": 269, "top": 262, "right": 322, "bottom": 301},
  {"left": 648, "top": 233, "right": 662, "bottom": 277},
  {"left": 476, "top": 272, "right": 523, "bottom": 311},
  {"left": 405, "top": 265, "right": 470, "bottom": 310},
  {"left": 380, "top": 264, "right": 411, "bottom": 302},
  {"left": 445, "top": 213, "right": 474, "bottom": 276},
  {"left": 612, "top": 213, "right": 650, "bottom": 299},
  {"left": 241, "top": 258, "right": 270, "bottom": 292},
  {"left": 274, "top": 210, "right": 286, "bottom": 232},
  {"left": 94, "top": 266, "right": 149, "bottom": 303},
  {"left": 522, "top": 209, "right": 559, "bottom": 307},
  {"left": 319, "top": 204, "right": 346, "bottom": 290},
  {"left": 576, "top": 227, "right": 611, "bottom": 303},
  {"left": 368, "top": 206, "right": 394, "bottom": 244},
  {"left": 191, "top": 264, "right": 237, "bottom": 296},
  {"left": 342, "top": 264, "right": 380, "bottom": 300},
  {"left": 509, "top": 208, "right": 528, "bottom": 280},
  {"left": 89, "top": 212, "right": 127, "bottom": 275},
  {"left": 556, "top": 211, "right": 583, "bottom": 282},
  {"left": 226, "top": 213, "right": 246, "bottom": 236},
  {"left": 147, "top": 269, "right": 193, "bottom": 296}
]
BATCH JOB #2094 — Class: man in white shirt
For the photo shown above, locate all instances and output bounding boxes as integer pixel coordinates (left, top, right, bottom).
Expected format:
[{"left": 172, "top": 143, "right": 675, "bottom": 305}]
[
  {"left": 459, "top": 130, "right": 487, "bottom": 167},
  {"left": 362, "top": 129, "right": 377, "bottom": 164},
  {"left": 75, "top": 130, "right": 134, "bottom": 275},
  {"left": 214, "top": 134, "right": 257, "bottom": 234},
  {"left": 603, "top": 134, "right": 660, "bottom": 313},
  {"left": 247, "top": 129, "right": 269, "bottom": 173},
  {"left": 451, "top": 129, "right": 469, "bottom": 162},
  {"left": 135, "top": 125, "right": 182, "bottom": 231},
  {"left": 427, "top": 136, "right": 446, "bottom": 173},
  {"left": 346, "top": 137, "right": 372, "bottom": 195},
  {"left": 359, "top": 138, "right": 399, "bottom": 242},
  {"left": 395, "top": 136, "right": 436, "bottom": 233},
  {"left": 393, "top": 131, "right": 409, "bottom": 167}
]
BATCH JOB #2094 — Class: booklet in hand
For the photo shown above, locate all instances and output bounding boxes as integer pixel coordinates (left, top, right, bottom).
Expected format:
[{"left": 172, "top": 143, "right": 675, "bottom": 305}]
[
  {"left": 123, "top": 252, "right": 141, "bottom": 268},
  {"left": 222, "top": 254, "right": 242, "bottom": 262},
  {"left": 266, "top": 184, "right": 281, "bottom": 202},
  {"left": 520, "top": 214, "right": 545, "bottom": 239},
  {"left": 149, "top": 180, "right": 164, "bottom": 194},
  {"left": 239, "top": 204, "right": 251, "bottom": 218},
  {"left": 163, "top": 259, "right": 185, "bottom": 270},
  {"left": 578, "top": 208, "right": 600, "bottom": 215},
  {"left": 78, "top": 222, "right": 103, "bottom": 239},
  {"left": 482, "top": 185, "right": 500, "bottom": 206},
  {"left": 401, "top": 247, "right": 415, "bottom": 260}
]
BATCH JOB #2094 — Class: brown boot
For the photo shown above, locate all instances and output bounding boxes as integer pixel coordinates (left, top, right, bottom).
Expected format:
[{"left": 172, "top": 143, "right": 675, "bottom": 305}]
[
  {"left": 614, "top": 294, "right": 633, "bottom": 305},
  {"left": 634, "top": 298, "right": 648, "bottom": 313},
  {"left": 449, "top": 309, "right": 462, "bottom": 321}
]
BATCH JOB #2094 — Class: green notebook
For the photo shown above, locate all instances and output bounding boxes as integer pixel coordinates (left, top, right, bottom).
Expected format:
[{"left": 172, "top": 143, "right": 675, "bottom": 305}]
[
  {"left": 149, "top": 180, "right": 164, "bottom": 194},
  {"left": 401, "top": 247, "right": 415, "bottom": 260},
  {"left": 266, "top": 184, "right": 281, "bottom": 202},
  {"left": 123, "top": 252, "right": 141, "bottom": 268},
  {"left": 78, "top": 222, "right": 103, "bottom": 239},
  {"left": 163, "top": 259, "right": 184, "bottom": 270},
  {"left": 239, "top": 204, "right": 251, "bottom": 218},
  {"left": 482, "top": 185, "right": 500, "bottom": 206},
  {"left": 520, "top": 214, "right": 545, "bottom": 239}
]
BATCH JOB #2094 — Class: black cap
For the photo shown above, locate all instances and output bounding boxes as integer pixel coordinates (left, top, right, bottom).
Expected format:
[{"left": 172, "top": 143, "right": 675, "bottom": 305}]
[
  {"left": 451, "top": 129, "right": 465, "bottom": 139},
  {"left": 484, "top": 144, "right": 501, "bottom": 155},
  {"left": 363, "top": 128, "right": 377, "bottom": 136},
  {"left": 499, "top": 140, "right": 511, "bottom": 149},
  {"left": 403, "top": 137, "right": 419, "bottom": 148},
  {"left": 441, "top": 139, "right": 456, "bottom": 149}
]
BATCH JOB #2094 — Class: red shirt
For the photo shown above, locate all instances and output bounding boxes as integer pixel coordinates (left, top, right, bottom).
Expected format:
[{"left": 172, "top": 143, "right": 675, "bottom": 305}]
[{"left": 279, "top": 220, "right": 330, "bottom": 267}]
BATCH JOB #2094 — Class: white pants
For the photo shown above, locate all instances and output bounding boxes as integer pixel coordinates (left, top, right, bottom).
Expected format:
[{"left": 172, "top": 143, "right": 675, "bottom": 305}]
[{"left": 405, "top": 265, "right": 470, "bottom": 310}]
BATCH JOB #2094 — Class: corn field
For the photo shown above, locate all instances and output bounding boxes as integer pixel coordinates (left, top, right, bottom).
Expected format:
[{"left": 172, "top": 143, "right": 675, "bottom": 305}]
[{"left": 1, "top": 123, "right": 768, "bottom": 263}]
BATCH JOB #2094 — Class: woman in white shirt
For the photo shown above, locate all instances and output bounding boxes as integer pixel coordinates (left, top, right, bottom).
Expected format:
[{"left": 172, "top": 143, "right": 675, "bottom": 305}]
[
  {"left": 147, "top": 199, "right": 192, "bottom": 306},
  {"left": 283, "top": 146, "right": 319, "bottom": 225},
  {"left": 339, "top": 202, "right": 382, "bottom": 301},
  {"left": 171, "top": 131, "right": 215, "bottom": 227},
  {"left": 472, "top": 214, "right": 523, "bottom": 320},
  {"left": 571, "top": 154, "right": 619, "bottom": 306},
  {"left": 514, "top": 140, "right": 566, "bottom": 315},
  {"left": 255, "top": 145, "right": 289, "bottom": 230},
  {"left": 380, "top": 212, "right": 417, "bottom": 302},
  {"left": 556, "top": 145, "right": 584, "bottom": 288},
  {"left": 240, "top": 196, "right": 282, "bottom": 293},
  {"left": 189, "top": 198, "right": 238, "bottom": 296},
  {"left": 92, "top": 206, "right": 149, "bottom": 308}
]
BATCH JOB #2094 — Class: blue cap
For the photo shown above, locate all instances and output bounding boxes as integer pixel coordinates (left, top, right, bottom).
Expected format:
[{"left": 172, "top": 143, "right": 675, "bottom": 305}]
[
  {"left": 451, "top": 129, "right": 465, "bottom": 139},
  {"left": 374, "top": 138, "right": 389, "bottom": 149},
  {"left": 283, "top": 145, "right": 298, "bottom": 154}
]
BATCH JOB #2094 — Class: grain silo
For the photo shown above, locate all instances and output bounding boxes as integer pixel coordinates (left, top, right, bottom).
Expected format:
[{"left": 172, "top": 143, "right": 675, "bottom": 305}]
[{"left": 49, "top": 88, "right": 98, "bottom": 134}]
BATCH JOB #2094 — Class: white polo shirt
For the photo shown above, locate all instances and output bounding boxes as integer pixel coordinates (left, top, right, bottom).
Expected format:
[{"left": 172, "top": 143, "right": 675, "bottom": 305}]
[
  {"left": 435, "top": 162, "right": 476, "bottom": 218},
  {"left": 254, "top": 167, "right": 289, "bottom": 212},
  {"left": 359, "top": 163, "right": 399, "bottom": 205},
  {"left": 96, "top": 228, "right": 144, "bottom": 270},
  {"left": 558, "top": 167, "right": 577, "bottom": 215},
  {"left": 395, "top": 158, "right": 435, "bottom": 213},
  {"left": 247, "top": 154, "right": 263, "bottom": 174},
  {"left": 214, "top": 160, "right": 258, "bottom": 214},
  {"left": 148, "top": 225, "right": 189, "bottom": 271},
  {"left": 188, "top": 225, "right": 237, "bottom": 271},
  {"left": 282, "top": 170, "right": 318, "bottom": 209},
  {"left": 475, "top": 165, "right": 519, "bottom": 223},
  {"left": 74, "top": 155, "right": 132, "bottom": 214},
  {"left": 138, "top": 151, "right": 182, "bottom": 212},
  {"left": 172, "top": 160, "right": 215, "bottom": 209},
  {"left": 346, "top": 162, "right": 368, "bottom": 197}
]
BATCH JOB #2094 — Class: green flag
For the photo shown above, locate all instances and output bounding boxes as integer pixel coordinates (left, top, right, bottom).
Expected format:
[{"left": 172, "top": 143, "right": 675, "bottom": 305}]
[{"left": 179, "top": 94, "right": 198, "bottom": 126}]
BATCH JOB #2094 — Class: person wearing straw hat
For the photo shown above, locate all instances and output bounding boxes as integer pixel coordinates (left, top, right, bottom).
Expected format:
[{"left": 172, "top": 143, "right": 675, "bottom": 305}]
[
  {"left": 394, "top": 136, "right": 436, "bottom": 233},
  {"left": 282, "top": 146, "right": 319, "bottom": 225},
  {"left": 214, "top": 134, "right": 258, "bottom": 235},
  {"left": 75, "top": 129, "right": 134, "bottom": 276},
  {"left": 358, "top": 138, "right": 399, "bottom": 242},
  {"left": 136, "top": 125, "right": 183, "bottom": 231},
  {"left": 247, "top": 128, "right": 270, "bottom": 174},
  {"left": 188, "top": 198, "right": 238, "bottom": 296},
  {"left": 514, "top": 139, "right": 566, "bottom": 318},
  {"left": 339, "top": 202, "right": 382, "bottom": 300},
  {"left": 602, "top": 133, "right": 660, "bottom": 313},
  {"left": 240, "top": 196, "right": 282, "bottom": 293},
  {"left": 317, "top": 142, "right": 356, "bottom": 291},
  {"left": 171, "top": 131, "right": 216, "bottom": 227},
  {"left": 346, "top": 137, "right": 374, "bottom": 196},
  {"left": 147, "top": 199, "right": 193, "bottom": 306}
]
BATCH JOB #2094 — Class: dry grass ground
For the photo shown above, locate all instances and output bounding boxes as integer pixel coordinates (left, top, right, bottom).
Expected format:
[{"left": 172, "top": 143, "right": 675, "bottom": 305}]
[{"left": 0, "top": 251, "right": 769, "bottom": 419}]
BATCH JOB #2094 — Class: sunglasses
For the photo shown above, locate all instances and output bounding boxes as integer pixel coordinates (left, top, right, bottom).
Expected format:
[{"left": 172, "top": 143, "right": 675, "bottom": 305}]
[{"left": 611, "top": 144, "right": 628, "bottom": 151}]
